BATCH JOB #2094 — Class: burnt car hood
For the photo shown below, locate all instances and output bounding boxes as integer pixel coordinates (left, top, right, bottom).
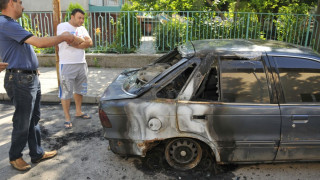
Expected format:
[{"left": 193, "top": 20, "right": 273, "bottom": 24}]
[
  {"left": 100, "top": 67, "right": 160, "bottom": 101},
  {"left": 101, "top": 57, "right": 188, "bottom": 101},
  {"left": 100, "top": 70, "right": 139, "bottom": 101}
]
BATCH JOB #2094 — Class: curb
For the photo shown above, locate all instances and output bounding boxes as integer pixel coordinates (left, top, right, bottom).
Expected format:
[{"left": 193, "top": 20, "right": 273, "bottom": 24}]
[{"left": 0, "top": 93, "right": 99, "bottom": 104}]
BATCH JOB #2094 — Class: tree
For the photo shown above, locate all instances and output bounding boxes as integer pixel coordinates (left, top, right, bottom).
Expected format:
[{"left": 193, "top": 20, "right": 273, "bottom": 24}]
[
  {"left": 130, "top": 0, "right": 317, "bottom": 14},
  {"left": 131, "top": 0, "right": 212, "bottom": 11},
  {"left": 230, "top": 0, "right": 316, "bottom": 14}
]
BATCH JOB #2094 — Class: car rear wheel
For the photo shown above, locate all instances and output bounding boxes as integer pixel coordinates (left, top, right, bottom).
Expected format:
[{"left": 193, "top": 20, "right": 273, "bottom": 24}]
[{"left": 165, "top": 138, "right": 202, "bottom": 170}]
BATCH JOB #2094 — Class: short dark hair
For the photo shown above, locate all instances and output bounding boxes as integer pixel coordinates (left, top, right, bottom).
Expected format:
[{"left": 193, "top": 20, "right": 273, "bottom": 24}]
[
  {"left": 71, "top": 8, "right": 85, "bottom": 16},
  {"left": 0, "top": 0, "right": 16, "bottom": 10}
]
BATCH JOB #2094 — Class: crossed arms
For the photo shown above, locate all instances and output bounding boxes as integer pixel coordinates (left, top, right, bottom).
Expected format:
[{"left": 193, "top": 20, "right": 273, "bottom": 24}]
[{"left": 69, "top": 35, "right": 93, "bottom": 49}]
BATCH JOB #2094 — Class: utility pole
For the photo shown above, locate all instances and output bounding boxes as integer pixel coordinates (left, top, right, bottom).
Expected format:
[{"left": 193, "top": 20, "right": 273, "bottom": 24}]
[{"left": 52, "top": 0, "right": 61, "bottom": 86}]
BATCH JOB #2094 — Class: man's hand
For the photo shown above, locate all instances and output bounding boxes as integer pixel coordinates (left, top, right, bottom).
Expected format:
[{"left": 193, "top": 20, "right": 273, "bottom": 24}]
[
  {"left": 61, "top": 32, "right": 75, "bottom": 44},
  {"left": 0, "top": 62, "right": 8, "bottom": 72}
]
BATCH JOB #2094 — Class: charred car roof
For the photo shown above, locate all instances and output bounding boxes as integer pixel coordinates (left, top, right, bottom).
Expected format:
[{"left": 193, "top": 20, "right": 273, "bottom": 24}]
[{"left": 184, "top": 39, "right": 319, "bottom": 60}]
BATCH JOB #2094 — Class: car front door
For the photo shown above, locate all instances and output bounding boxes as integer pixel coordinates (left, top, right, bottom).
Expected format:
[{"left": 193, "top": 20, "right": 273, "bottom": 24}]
[
  {"left": 272, "top": 56, "right": 320, "bottom": 160},
  {"left": 177, "top": 55, "right": 282, "bottom": 163}
]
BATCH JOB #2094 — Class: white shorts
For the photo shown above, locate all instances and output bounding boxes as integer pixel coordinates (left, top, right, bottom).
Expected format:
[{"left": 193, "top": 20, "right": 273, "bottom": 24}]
[{"left": 58, "top": 63, "right": 88, "bottom": 99}]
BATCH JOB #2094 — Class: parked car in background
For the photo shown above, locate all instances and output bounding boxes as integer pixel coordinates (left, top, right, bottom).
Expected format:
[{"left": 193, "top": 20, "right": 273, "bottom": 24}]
[{"left": 99, "top": 39, "right": 320, "bottom": 171}]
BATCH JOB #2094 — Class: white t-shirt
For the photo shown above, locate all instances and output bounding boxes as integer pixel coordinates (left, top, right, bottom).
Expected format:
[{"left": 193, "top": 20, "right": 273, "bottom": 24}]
[{"left": 57, "top": 22, "right": 89, "bottom": 64}]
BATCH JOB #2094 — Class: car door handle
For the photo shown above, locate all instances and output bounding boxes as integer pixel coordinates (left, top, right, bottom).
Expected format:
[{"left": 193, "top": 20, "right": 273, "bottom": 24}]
[
  {"left": 192, "top": 115, "right": 206, "bottom": 120},
  {"left": 291, "top": 115, "right": 309, "bottom": 124}
]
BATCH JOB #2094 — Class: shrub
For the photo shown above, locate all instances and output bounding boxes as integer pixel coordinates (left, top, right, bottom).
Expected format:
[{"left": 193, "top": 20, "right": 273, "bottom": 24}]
[
  {"left": 154, "top": 14, "right": 187, "bottom": 52},
  {"left": 112, "top": 4, "right": 142, "bottom": 53}
]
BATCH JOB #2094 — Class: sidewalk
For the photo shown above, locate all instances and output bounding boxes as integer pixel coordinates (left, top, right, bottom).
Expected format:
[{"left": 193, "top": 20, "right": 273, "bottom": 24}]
[{"left": 0, "top": 67, "right": 125, "bottom": 104}]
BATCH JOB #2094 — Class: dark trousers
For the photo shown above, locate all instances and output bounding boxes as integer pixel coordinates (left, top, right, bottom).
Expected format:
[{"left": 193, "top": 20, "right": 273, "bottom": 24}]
[{"left": 4, "top": 71, "right": 44, "bottom": 161}]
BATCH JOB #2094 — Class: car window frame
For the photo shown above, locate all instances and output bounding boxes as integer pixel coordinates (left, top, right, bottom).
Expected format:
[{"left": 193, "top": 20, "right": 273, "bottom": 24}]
[
  {"left": 271, "top": 55, "right": 320, "bottom": 104},
  {"left": 189, "top": 53, "right": 273, "bottom": 104},
  {"left": 155, "top": 59, "right": 200, "bottom": 100}
]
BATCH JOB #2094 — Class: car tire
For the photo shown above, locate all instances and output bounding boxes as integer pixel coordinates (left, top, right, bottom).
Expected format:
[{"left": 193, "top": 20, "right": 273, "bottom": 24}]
[{"left": 165, "top": 138, "right": 202, "bottom": 171}]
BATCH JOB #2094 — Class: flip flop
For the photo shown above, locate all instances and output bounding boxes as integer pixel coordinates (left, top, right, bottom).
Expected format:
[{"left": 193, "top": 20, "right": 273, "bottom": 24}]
[
  {"left": 64, "top": 121, "right": 72, "bottom": 129},
  {"left": 75, "top": 113, "right": 91, "bottom": 119}
]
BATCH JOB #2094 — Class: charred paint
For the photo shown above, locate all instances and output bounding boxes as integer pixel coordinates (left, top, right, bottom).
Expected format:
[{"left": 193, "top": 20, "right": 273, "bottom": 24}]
[{"left": 137, "top": 139, "right": 163, "bottom": 155}]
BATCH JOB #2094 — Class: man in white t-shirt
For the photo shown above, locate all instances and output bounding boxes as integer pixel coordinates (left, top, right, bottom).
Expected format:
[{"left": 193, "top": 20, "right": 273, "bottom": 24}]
[{"left": 57, "top": 8, "right": 93, "bottom": 129}]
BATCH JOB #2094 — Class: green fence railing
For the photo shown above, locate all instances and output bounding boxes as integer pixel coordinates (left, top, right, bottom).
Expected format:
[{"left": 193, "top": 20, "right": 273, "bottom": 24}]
[{"left": 20, "top": 11, "right": 320, "bottom": 53}]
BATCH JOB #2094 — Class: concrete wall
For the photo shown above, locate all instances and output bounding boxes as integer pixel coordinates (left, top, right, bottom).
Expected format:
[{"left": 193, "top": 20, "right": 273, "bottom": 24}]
[
  {"left": 37, "top": 54, "right": 163, "bottom": 68},
  {"left": 23, "top": 0, "right": 89, "bottom": 12}
]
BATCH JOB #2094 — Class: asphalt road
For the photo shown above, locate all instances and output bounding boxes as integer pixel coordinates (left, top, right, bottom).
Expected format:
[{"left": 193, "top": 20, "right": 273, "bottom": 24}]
[{"left": 1, "top": 102, "right": 320, "bottom": 180}]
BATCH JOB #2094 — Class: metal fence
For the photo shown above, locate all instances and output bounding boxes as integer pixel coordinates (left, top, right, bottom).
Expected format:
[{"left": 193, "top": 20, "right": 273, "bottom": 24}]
[{"left": 20, "top": 11, "right": 320, "bottom": 53}]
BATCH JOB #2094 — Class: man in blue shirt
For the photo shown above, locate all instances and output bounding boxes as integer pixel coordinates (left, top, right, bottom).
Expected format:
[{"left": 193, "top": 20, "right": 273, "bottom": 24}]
[{"left": 0, "top": 0, "right": 76, "bottom": 171}]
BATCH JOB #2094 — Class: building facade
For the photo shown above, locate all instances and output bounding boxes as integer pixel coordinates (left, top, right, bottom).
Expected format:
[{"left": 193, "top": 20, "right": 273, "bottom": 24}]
[{"left": 23, "top": 0, "right": 130, "bottom": 12}]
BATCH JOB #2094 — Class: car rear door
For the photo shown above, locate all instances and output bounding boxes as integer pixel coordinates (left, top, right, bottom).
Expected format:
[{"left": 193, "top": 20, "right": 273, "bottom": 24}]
[
  {"left": 177, "top": 55, "right": 282, "bottom": 163},
  {"left": 271, "top": 56, "right": 320, "bottom": 160}
]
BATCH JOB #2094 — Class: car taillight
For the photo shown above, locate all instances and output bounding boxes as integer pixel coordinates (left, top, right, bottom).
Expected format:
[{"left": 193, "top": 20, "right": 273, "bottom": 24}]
[{"left": 99, "top": 109, "right": 112, "bottom": 128}]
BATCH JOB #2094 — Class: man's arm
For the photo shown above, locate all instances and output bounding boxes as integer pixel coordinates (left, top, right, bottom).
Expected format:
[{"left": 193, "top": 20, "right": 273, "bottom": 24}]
[
  {"left": 71, "top": 36, "right": 93, "bottom": 49},
  {"left": 25, "top": 32, "right": 75, "bottom": 48},
  {"left": 0, "top": 62, "right": 8, "bottom": 72},
  {"left": 69, "top": 36, "right": 86, "bottom": 47}
]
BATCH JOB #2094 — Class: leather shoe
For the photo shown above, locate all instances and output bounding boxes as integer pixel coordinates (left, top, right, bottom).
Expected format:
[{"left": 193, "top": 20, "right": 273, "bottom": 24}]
[
  {"left": 31, "top": 150, "right": 57, "bottom": 163},
  {"left": 10, "top": 157, "right": 31, "bottom": 171}
]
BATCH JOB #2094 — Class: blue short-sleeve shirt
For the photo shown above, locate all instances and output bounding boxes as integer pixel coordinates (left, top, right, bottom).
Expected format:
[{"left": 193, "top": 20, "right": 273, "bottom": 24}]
[{"left": 0, "top": 15, "right": 38, "bottom": 70}]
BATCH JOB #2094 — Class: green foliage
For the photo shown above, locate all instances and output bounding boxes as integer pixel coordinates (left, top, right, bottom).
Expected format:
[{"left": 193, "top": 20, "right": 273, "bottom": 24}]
[
  {"left": 89, "top": 45, "right": 111, "bottom": 53},
  {"left": 112, "top": 4, "right": 142, "bottom": 53},
  {"left": 154, "top": 12, "right": 262, "bottom": 52},
  {"left": 20, "top": 14, "right": 55, "bottom": 54},
  {"left": 233, "top": 0, "right": 316, "bottom": 14},
  {"left": 131, "top": 0, "right": 211, "bottom": 11},
  {"left": 92, "top": 57, "right": 101, "bottom": 67},
  {"left": 272, "top": 14, "right": 313, "bottom": 45},
  {"left": 66, "top": 2, "right": 86, "bottom": 12},
  {"left": 154, "top": 14, "right": 188, "bottom": 52},
  {"left": 89, "top": 27, "right": 110, "bottom": 53},
  {"left": 130, "top": 0, "right": 317, "bottom": 14},
  {"left": 40, "top": 47, "right": 56, "bottom": 54},
  {"left": 132, "top": 0, "right": 317, "bottom": 53}
]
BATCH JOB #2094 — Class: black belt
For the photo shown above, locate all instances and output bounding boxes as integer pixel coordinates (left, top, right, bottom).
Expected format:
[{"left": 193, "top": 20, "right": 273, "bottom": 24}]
[{"left": 6, "top": 69, "right": 38, "bottom": 74}]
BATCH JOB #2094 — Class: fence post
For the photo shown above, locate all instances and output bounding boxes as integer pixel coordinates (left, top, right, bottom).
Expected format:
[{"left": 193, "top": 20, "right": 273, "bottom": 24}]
[
  {"left": 186, "top": 11, "right": 189, "bottom": 42},
  {"left": 304, "top": 15, "right": 312, "bottom": 47},
  {"left": 127, "top": 11, "right": 130, "bottom": 49},
  {"left": 246, "top": 13, "right": 250, "bottom": 40}
]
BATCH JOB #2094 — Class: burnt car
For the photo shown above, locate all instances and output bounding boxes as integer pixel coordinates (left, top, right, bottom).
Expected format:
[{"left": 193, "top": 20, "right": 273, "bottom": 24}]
[{"left": 99, "top": 39, "right": 320, "bottom": 170}]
